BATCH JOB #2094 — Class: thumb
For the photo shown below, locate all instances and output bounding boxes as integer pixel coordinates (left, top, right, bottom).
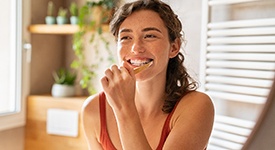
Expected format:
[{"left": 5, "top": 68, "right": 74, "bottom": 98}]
[{"left": 121, "top": 61, "right": 135, "bottom": 76}]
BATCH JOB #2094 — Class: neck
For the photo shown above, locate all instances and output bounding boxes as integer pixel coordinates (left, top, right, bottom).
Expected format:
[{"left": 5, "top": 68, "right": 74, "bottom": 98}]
[{"left": 135, "top": 75, "right": 166, "bottom": 118}]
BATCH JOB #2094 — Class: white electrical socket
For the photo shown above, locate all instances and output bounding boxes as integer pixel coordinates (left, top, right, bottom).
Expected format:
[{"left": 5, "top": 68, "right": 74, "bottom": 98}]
[{"left": 47, "top": 108, "right": 79, "bottom": 137}]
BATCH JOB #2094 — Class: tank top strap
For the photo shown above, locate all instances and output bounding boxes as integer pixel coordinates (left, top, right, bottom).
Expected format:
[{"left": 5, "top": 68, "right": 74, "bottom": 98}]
[
  {"left": 99, "top": 92, "right": 117, "bottom": 150},
  {"left": 99, "top": 92, "right": 107, "bottom": 144}
]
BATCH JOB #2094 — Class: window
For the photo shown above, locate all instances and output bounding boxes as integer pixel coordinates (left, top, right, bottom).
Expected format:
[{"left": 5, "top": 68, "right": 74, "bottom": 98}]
[
  {"left": 0, "top": 0, "right": 25, "bottom": 131},
  {"left": 200, "top": 0, "right": 275, "bottom": 149}
]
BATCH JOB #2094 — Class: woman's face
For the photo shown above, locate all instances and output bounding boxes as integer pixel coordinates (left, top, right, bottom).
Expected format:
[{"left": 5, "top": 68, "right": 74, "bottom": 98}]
[{"left": 117, "top": 10, "right": 179, "bottom": 80}]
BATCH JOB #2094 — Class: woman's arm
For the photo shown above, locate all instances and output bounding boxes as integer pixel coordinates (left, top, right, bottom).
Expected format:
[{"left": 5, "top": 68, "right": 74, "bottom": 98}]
[
  {"left": 101, "top": 65, "right": 153, "bottom": 150},
  {"left": 163, "top": 92, "right": 215, "bottom": 149},
  {"left": 82, "top": 95, "right": 104, "bottom": 150}
]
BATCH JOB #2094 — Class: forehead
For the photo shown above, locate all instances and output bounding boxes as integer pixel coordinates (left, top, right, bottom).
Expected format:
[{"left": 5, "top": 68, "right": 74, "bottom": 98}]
[{"left": 119, "top": 10, "right": 167, "bottom": 32}]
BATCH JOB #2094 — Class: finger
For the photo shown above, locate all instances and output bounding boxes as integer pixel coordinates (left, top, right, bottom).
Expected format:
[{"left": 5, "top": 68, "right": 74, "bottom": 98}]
[
  {"left": 119, "top": 66, "right": 130, "bottom": 76},
  {"left": 122, "top": 61, "right": 135, "bottom": 77},
  {"left": 101, "top": 76, "right": 109, "bottom": 89},
  {"left": 111, "top": 65, "right": 121, "bottom": 74},
  {"left": 104, "top": 68, "right": 113, "bottom": 79}
]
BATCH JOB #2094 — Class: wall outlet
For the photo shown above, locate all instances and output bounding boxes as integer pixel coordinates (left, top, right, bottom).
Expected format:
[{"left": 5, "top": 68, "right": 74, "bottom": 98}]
[{"left": 47, "top": 108, "right": 79, "bottom": 137}]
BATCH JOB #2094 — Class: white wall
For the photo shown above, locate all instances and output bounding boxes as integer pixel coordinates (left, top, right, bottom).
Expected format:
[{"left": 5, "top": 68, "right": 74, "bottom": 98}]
[{"left": 165, "top": 0, "right": 203, "bottom": 81}]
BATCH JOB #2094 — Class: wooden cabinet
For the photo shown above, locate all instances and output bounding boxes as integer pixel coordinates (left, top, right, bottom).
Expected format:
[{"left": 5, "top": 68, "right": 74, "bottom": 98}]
[{"left": 24, "top": 95, "right": 88, "bottom": 150}]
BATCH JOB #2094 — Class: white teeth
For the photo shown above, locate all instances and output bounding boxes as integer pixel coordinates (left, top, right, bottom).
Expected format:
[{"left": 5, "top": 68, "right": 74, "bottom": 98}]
[{"left": 130, "top": 59, "right": 152, "bottom": 66}]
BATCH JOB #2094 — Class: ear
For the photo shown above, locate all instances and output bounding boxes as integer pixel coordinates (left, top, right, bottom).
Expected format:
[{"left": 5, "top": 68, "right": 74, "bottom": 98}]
[{"left": 169, "top": 38, "right": 181, "bottom": 58}]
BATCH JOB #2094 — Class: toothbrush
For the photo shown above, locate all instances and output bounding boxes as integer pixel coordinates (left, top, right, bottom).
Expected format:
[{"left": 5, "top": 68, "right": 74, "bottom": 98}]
[{"left": 133, "top": 61, "right": 153, "bottom": 74}]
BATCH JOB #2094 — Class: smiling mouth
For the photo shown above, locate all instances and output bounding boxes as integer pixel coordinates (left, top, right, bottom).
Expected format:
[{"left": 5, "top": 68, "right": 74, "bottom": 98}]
[{"left": 128, "top": 59, "right": 154, "bottom": 67}]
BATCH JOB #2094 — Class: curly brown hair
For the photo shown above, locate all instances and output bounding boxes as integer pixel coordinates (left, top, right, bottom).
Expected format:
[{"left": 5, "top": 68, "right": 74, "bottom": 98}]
[{"left": 110, "top": 0, "right": 198, "bottom": 113}]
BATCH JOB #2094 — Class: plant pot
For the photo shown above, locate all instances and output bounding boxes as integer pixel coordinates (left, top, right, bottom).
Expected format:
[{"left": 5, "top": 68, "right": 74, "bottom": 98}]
[
  {"left": 91, "top": 6, "right": 112, "bottom": 26},
  {"left": 45, "top": 16, "right": 55, "bottom": 25},
  {"left": 51, "top": 84, "right": 75, "bottom": 97},
  {"left": 56, "top": 16, "right": 67, "bottom": 25},
  {"left": 70, "top": 16, "right": 78, "bottom": 25}
]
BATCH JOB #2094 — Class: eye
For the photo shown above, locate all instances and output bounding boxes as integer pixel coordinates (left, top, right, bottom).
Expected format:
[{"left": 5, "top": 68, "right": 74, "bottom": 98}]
[
  {"left": 119, "top": 36, "right": 131, "bottom": 41},
  {"left": 144, "top": 34, "right": 157, "bottom": 39}
]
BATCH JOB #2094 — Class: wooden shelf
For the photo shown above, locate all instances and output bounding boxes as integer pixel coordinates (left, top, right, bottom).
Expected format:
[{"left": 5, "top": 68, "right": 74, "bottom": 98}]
[
  {"left": 28, "top": 24, "right": 110, "bottom": 35},
  {"left": 27, "top": 94, "right": 87, "bottom": 102},
  {"left": 28, "top": 24, "right": 79, "bottom": 34}
]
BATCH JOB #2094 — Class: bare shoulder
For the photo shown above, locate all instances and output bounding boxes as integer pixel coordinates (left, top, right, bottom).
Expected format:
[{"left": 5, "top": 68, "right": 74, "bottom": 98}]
[
  {"left": 82, "top": 93, "right": 100, "bottom": 115},
  {"left": 165, "top": 91, "right": 214, "bottom": 149},
  {"left": 178, "top": 91, "right": 214, "bottom": 111},
  {"left": 172, "top": 91, "right": 215, "bottom": 124},
  {"left": 82, "top": 93, "right": 101, "bottom": 119},
  {"left": 81, "top": 93, "right": 106, "bottom": 149},
  {"left": 81, "top": 93, "right": 101, "bottom": 140}
]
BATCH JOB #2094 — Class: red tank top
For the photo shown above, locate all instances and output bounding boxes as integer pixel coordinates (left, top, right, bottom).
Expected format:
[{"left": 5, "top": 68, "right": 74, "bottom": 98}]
[{"left": 99, "top": 92, "right": 178, "bottom": 150}]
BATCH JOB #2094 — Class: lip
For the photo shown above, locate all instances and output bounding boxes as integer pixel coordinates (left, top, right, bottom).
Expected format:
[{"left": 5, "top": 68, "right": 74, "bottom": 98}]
[{"left": 126, "top": 57, "right": 154, "bottom": 67}]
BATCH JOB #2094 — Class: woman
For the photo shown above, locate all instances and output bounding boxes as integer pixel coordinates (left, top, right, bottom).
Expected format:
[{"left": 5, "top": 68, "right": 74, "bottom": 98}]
[{"left": 82, "top": 0, "right": 214, "bottom": 149}]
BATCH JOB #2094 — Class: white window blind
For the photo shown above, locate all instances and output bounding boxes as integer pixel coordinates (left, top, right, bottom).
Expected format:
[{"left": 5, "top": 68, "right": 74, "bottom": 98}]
[{"left": 200, "top": 0, "right": 275, "bottom": 149}]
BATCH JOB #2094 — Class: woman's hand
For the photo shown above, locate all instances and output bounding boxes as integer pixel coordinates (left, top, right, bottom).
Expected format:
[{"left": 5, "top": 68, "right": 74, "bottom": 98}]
[
  {"left": 101, "top": 62, "right": 136, "bottom": 111},
  {"left": 101, "top": 62, "right": 152, "bottom": 150}
]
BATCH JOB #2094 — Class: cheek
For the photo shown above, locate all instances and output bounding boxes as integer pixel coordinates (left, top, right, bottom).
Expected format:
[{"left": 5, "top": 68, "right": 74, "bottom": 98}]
[
  {"left": 155, "top": 44, "right": 171, "bottom": 59},
  {"left": 117, "top": 43, "right": 125, "bottom": 62},
  {"left": 161, "top": 50, "right": 172, "bottom": 65}
]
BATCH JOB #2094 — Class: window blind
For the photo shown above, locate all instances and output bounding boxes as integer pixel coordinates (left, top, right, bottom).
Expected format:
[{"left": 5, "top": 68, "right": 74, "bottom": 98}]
[{"left": 200, "top": 0, "right": 275, "bottom": 149}]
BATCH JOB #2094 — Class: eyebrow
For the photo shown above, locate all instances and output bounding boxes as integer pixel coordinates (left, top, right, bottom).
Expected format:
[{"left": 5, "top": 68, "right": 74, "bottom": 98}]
[
  {"left": 142, "top": 27, "right": 162, "bottom": 33},
  {"left": 119, "top": 27, "right": 162, "bottom": 34}
]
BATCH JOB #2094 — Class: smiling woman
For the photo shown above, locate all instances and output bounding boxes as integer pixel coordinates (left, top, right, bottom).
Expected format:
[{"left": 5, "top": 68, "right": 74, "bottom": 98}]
[{"left": 81, "top": 0, "right": 214, "bottom": 150}]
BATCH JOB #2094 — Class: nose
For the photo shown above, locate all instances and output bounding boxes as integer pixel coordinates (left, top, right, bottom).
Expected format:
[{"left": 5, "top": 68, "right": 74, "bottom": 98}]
[{"left": 131, "top": 38, "right": 145, "bottom": 53}]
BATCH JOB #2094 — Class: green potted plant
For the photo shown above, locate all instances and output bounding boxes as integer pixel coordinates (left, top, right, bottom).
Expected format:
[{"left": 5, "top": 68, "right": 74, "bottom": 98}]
[
  {"left": 51, "top": 68, "right": 77, "bottom": 97},
  {"left": 69, "top": 2, "right": 79, "bottom": 25},
  {"left": 56, "top": 7, "right": 68, "bottom": 25},
  {"left": 45, "top": 1, "right": 55, "bottom": 24},
  {"left": 87, "top": 0, "right": 115, "bottom": 26},
  {"left": 71, "top": 0, "right": 117, "bottom": 94}
]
